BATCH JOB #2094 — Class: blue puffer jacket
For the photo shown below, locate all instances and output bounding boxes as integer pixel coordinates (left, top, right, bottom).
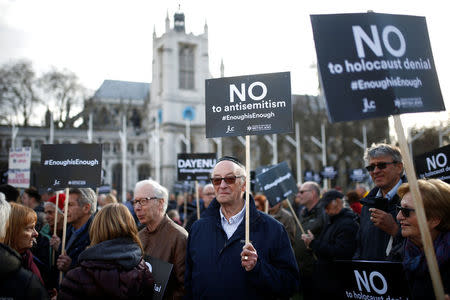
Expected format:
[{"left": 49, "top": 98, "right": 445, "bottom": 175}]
[{"left": 185, "top": 195, "right": 299, "bottom": 299}]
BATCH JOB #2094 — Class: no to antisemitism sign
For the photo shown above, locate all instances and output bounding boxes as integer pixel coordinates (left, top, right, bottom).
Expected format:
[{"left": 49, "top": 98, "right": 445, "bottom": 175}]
[
  {"left": 310, "top": 13, "right": 445, "bottom": 123},
  {"left": 205, "top": 72, "right": 293, "bottom": 138}
]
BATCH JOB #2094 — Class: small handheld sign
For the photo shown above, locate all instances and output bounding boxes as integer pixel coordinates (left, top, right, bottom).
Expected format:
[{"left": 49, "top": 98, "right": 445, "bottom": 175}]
[
  {"left": 177, "top": 153, "right": 217, "bottom": 181},
  {"left": 8, "top": 147, "right": 31, "bottom": 188},
  {"left": 205, "top": 72, "right": 293, "bottom": 138},
  {"left": 335, "top": 260, "right": 411, "bottom": 299},
  {"left": 311, "top": 13, "right": 445, "bottom": 123},
  {"left": 321, "top": 166, "right": 338, "bottom": 180},
  {"left": 414, "top": 144, "right": 450, "bottom": 183},
  {"left": 144, "top": 255, "right": 173, "bottom": 300},
  {"left": 350, "top": 168, "right": 368, "bottom": 182},
  {"left": 40, "top": 144, "right": 103, "bottom": 188}
]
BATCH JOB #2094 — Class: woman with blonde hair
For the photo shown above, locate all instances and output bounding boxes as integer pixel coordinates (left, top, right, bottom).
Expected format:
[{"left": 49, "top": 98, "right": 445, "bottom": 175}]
[
  {"left": 59, "top": 203, "right": 154, "bottom": 299},
  {"left": 396, "top": 178, "right": 450, "bottom": 299}
]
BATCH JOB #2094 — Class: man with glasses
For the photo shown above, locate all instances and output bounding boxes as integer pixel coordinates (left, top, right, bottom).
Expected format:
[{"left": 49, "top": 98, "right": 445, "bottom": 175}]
[
  {"left": 354, "top": 143, "right": 406, "bottom": 260},
  {"left": 134, "top": 179, "right": 188, "bottom": 299},
  {"left": 185, "top": 156, "right": 299, "bottom": 299},
  {"left": 185, "top": 184, "right": 215, "bottom": 233},
  {"left": 294, "top": 181, "right": 327, "bottom": 300}
]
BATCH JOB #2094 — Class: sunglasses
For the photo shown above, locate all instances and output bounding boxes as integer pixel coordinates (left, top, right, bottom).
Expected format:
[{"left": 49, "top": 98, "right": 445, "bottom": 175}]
[
  {"left": 396, "top": 205, "right": 415, "bottom": 218},
  {"left": 298, "top": 190, "right": 312, "bottom": 194},
  {"left": 210, "top": 175, "right": 244, "bottom": 186},
  {"left": 365, "top": 161, "right": 398, "bottom": 172}
]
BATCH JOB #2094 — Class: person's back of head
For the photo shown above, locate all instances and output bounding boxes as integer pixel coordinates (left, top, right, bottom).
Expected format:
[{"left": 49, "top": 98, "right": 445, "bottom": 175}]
[
  {"left": 0, "top": 184, "right": 19, "bottom": 202},
  {"left": 89, "top": 203, "right": 143, "bottom": 252}
]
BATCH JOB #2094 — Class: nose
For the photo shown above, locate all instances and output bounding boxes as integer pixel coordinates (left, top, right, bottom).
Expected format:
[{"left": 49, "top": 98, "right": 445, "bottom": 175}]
[
  {"left": 219, "top": 179, "right": 228, "bottom": 188},
  {"left": 396, "top": 210, "right": 403, "bottom": 222},
  {"left": 32, "top": 228, "right": 39, "bottom": 237}
]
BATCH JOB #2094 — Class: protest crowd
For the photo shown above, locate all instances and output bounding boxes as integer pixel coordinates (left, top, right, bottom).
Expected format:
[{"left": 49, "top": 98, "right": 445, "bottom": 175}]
[{"left": 0, "top": 142, "right": 449, "bottom": 300}]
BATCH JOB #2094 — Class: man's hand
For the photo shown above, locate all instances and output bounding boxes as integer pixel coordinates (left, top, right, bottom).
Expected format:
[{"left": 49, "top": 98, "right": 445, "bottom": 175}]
[
  {"left": 241, "top": 242, "right": 258, "bottom": 272},
  {"left": 301, "top": 230, "right": 315, "bottom": 248},
  {"left": 56, "top": 253, "right": 72, "bottom": 272},
  {"left": 369, "top": 208, "right": 399, "bottom": 236},
  {"left": 50, "top": 235, "right": 61, "bottom": 251}
]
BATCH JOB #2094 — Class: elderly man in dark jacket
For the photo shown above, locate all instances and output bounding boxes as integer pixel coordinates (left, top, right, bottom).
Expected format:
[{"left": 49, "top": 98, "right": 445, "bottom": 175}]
[
  {"left": 354, "top": 143, "right": 405, "bottom": 260},
  {"left": 302, "top": 190, "right": 358, "bottom": 299},
  {"left": 185, "top": 156, "right": 299, "bottom": 299}
]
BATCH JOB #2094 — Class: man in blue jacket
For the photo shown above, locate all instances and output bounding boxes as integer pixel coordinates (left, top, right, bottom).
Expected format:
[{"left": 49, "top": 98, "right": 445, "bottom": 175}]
[{"left": 185, "top": 156, "right": 299, "bottom": 299}]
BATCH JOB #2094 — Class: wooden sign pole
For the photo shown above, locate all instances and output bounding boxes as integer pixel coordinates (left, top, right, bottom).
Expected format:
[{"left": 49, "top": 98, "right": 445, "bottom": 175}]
[
  {"left": 51, "top": 190, "right": 61, "bottom": 266},
  {"left": 264, "top": 200, "right": 269, "bottom": 214},
  {"left": 393, "top": 115, "right": 444, "bottom": 299},
  {"left": 59, "top": 187, "right": 70, "bottom": 283},
  {"left": 245, "top": 135, "right": 251, "bottom": 245},
  {"left": 195, "top": 181, "right": 200, "bottom": 220},
  {"left": 284, "top": 199, "right": 305, "bottom": 235}
]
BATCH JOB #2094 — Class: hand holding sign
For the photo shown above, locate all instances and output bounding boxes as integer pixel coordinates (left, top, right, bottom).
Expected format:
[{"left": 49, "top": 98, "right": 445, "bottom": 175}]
[{"left": 241, "top": 243, "right": 258, "bottom": 272}]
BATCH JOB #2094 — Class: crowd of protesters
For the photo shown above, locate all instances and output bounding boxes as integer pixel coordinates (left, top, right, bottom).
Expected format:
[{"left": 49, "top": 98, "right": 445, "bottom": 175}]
[{"left": 0, "top": 142, "right": 449, "bottom": 299}]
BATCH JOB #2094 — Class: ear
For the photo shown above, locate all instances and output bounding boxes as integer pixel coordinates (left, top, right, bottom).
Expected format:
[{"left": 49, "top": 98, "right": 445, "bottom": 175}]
[
  {"left": 241, "top": 177, "right": 246, "bottom": 192},
  {"left": 82, "top": 203, "right": 91, "bottom": 214},
  {"left": 428, "top": 217, "right": 441, "bottom": 230}
]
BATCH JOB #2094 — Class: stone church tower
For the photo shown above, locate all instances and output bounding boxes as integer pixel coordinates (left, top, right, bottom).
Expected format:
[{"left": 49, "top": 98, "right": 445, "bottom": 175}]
[{"left": 150, "top": 10, "right": 213, "bottom": 188}]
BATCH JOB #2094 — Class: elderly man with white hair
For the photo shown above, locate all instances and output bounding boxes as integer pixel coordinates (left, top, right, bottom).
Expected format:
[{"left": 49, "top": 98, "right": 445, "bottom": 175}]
[{"left": 134, "top": 179, "right": 188, "bottom": 299}]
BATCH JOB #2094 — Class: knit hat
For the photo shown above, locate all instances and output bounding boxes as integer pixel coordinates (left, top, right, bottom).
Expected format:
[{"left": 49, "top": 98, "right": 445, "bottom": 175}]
[{"left": 45, "top": 193, "right": 66, "bottom": 213}]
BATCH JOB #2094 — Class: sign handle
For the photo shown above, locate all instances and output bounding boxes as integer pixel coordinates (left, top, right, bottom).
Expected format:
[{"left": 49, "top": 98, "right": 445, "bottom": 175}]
[
  {"left": 245, "top": 135, "right": 251, "bottom": 245},
  {"left": 52, "top": 191, "right": 61, "bottom": 266},
  {"left": 284, "top": 199, "right": 305, "bottom": 235},
  {"left": 94, "top": 187, "right": 99, "bottom": 212},
  {"left": 264, "top": 199, "right": 269, "bottom": 214},
  {"left": 59, "top": 187, "right": 70, "bottom": 284},
  {"left": 393, "top": 115, "right": 444, "bottom": 299},
  {"left": 195, "top": 181, "right": 200, "bottom": 220}
]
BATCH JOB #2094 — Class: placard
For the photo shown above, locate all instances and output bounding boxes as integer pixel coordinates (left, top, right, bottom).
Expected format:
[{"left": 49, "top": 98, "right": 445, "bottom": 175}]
[
  {"left": 349, "top": 168, "right": 368, "bottom": 182},
  {"left": 304, "top": 170, "right": 322, "bottom": 183},
  {"left": 205, "top": 72, "right": 293, "bottom": 137},
  {"left": 335, "top": 260, "right": 411, "bottom": 299},
  {"left": 39, "top": 144, "right": 102, "bottom": 188},
  {"left": 414, "top": 144, "right": 450, "bottom": 183},
  {"left": 255, "top": 161, "right": 298, "bottom": 207},
  {"left": 177, "top": 153, "right": 217, "bottom": 181},
  {"left": 311, "top": 13, "right": 445, "bottom": 123},
  {"left": 321, "top": 166, "right": 338, "bottom": 179},
  {"left": 8, "top": 147, "right": 31, "bottom": 188},
  {"left": 144, "top": 255, "right": 173, "bottom": 300}
]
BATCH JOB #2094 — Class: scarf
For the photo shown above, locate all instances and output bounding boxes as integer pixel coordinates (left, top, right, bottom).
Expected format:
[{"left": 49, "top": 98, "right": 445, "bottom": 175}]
[
  {"left": 403, "top": 231, "right": 450, "bottom": 274},
  {"left": 22, "top": 249, "right": 45, "bottom": 285}
]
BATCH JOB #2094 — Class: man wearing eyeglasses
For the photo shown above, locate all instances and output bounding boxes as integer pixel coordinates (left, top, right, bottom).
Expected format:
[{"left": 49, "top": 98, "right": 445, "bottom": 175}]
[
  {"left": 294, "top": 181, "right": 327, "bottom": 300},
  {"left": 354, "top": 143, "right": 406, "bottom": 260},
  {"left": 185, "top": 156, "right": 299, "bottom": 299},
  {"left": 134, "top": 179, "right": 188, "bottom": 299},
  {"left": 185, "top": 184, "right": 215, "bottom": 233}
]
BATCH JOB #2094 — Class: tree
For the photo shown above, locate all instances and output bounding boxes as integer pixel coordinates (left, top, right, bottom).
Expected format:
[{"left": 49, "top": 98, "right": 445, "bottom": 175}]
[
  {"left": 0, "top": 60, "right": 41, "bottom": 126},
  {"left": 39, "top": 68, "right": 87, "bottom": 128}
]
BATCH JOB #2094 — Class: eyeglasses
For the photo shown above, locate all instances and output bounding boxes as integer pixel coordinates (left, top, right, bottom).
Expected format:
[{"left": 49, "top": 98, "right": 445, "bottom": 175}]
[
  {"left": 298, "top": 190, "right": 312, "bottom": 194},
  {"left": 365, "top": 161, "right": 398, "bottom": 172},
  {"left": 210, "top": 175, "right": 245, "bottom": 186},
  {"left": 396, "top": 205, "right": 415, "bottom": 218},
  {"left": 132, "top": 197, "right": 158, "bottom": 207}
]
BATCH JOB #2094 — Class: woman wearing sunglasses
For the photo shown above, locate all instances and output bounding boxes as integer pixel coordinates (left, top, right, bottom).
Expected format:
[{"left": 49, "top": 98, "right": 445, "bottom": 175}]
[{"left": 396, "top": 179, "right": 450, "bottom": 300}]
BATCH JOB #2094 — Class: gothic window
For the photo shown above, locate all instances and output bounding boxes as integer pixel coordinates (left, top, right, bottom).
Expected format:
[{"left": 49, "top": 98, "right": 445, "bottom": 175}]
[
  {"left": 103, "top": 143, "right": 110, "bottom": 153},
  {"left": 113, "top": 142, "right": 120, "bottom": 153},
  {"left": 138, "top": 164, "right": 151, "bottom": 181},
  {"left": 137, "top": 143, "right": 144, "bottom": 154},
  {"left": 179, "top": 44, "right": 195, "bottom": 90},
  {"left": 127, "top": 143, "right": 134, "bottom": 154},
  {"left": 22, "top": 139, "right": 31, "bottom": 147},
  {"left": 34, "top": 140, "right": 43, "bottom": 151}
]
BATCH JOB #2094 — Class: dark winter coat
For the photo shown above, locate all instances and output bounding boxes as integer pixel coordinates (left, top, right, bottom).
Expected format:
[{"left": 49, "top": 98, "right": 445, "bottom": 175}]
[
  {"left": 310, "top": 208, "right": 359, "bottom": 297},
  {"left": 60, "top": 215, "right": 93, "bottom": 270},
  {"left": 58, "top": 237, "right": 154, "bottom": 300},
  {"left": 354, "top": 182, "right": 405, "bottom": 260},
  {"left": 185, "top": 195, "right": 299, "bottom": 299},
  {"left": 0, "top": 243, "right": 48, "bottom": 300}
]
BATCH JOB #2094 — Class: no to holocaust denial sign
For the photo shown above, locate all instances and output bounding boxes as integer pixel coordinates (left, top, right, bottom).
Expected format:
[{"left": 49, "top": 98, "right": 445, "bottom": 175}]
[
  {"left": 414, "top": 144, "right": 450, "bottom": 183},
  {"left": 40, "top": 144, "right": 102, "bottom": 188},
  {"left": 335, "top": 260, "right": 411, "bottom": 300},
  {"left": 8, "top": 147, "right": 31, "bottom": 188},
  {"left": 255, "top": 161, "right": 298, "bottom": 207},
  {"left": 177, "top": 153, "right": 217, "bottom": 181},
  {"left": 205, "top": 72, "right": 293, "bottom": 137},
  {"left": 311, "top": 13, "right": 445, "bottom": 123}
]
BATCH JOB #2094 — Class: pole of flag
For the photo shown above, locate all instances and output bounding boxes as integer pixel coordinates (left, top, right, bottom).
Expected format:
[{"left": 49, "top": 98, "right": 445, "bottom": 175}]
[{"left": 59, "top": 187, "right": 70, "bottom": 283}]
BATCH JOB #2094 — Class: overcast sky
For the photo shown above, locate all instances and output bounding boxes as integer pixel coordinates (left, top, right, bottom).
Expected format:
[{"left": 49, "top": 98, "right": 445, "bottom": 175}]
[{"left": 0, "top": 0, "right": 448, "bottom": 129}]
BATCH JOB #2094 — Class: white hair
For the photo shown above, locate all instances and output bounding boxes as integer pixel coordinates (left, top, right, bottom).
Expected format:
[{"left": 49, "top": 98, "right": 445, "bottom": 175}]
[
  {"left": 0, "top": 192, "right": 11, "bottom": 240},
  {"left": 135, "top": 179, "right": 169, "bottom": 213}
]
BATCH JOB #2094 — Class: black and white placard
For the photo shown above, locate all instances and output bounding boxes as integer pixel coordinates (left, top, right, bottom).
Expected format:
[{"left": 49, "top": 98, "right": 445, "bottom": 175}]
[
  {"left": 177, "top": 153, "right": 217, "bottom": 181},
  {"left": 414, "top": 144, "right": 450, "bottom": 183}
]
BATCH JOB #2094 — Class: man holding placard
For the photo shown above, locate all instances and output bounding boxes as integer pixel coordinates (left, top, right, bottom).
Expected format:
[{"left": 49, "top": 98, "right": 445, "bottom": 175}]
[
  {"left": 355, "top": 143, "right": 405, "bottom": 260},
  {"left": 55, "top": 188, "right": 96, "bottom": 273},
  {"left": 185, "top": 156, "right": 299, "bottom": 299}
]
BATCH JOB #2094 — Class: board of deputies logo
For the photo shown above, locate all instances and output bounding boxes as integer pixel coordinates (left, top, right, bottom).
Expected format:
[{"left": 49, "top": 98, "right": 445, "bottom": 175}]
[{"left": 247, "top": 124, "right": 272, "bottom": 132}]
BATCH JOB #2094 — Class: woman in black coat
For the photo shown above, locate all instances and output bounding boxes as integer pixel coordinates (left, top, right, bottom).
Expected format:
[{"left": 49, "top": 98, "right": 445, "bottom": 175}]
[{"left": 58, "top": 203, "right": 154, "bottom": 299}]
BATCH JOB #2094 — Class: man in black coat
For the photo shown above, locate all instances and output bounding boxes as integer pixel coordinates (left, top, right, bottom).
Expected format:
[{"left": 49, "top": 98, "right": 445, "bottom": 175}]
[
  {"left": 354, "top": 143, "right": 405, "bottom": 260},
  {"left": 302, "top": 190, "right": 358, "bottom": 299}
]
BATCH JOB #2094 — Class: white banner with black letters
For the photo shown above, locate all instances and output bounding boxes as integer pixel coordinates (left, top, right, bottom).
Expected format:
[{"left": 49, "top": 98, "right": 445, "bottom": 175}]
[
  {"left": 311, "top": 13, "right": 445, "bottom": 123},
  {"left": 205, "top": 72, "right": 293, "bottom": 137}
]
